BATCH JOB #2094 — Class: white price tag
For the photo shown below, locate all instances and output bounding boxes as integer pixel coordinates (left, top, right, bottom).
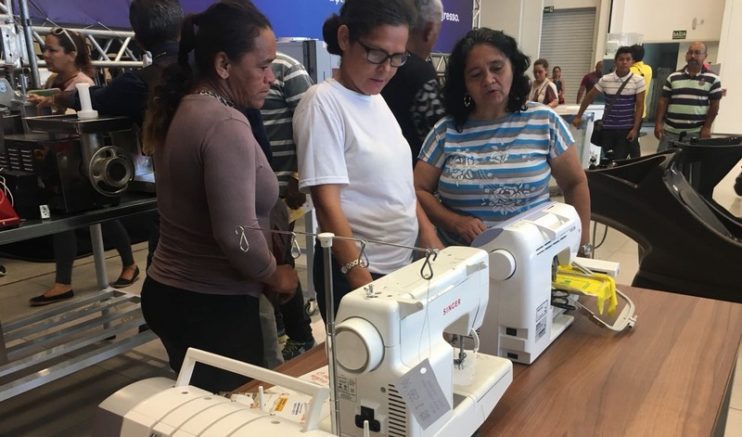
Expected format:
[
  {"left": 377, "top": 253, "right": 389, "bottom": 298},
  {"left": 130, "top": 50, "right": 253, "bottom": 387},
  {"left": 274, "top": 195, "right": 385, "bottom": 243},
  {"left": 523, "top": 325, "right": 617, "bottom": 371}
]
[
  {"left": 396, "top": 359, "right": 450, "bottom": 430},
  {"left": 39, "top": 204, "right": 50, "bottom": 219}
]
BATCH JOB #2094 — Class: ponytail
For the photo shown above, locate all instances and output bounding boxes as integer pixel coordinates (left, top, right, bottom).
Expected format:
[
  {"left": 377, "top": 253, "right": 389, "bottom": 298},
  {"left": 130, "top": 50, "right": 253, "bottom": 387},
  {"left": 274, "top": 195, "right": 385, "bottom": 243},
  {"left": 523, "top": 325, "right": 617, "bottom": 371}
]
[
  {"left": 142, "top": 14, "right": 198, "bottom": 154},
  {"left": 142, "top": 0, "right": 271, "bottom": 154}
]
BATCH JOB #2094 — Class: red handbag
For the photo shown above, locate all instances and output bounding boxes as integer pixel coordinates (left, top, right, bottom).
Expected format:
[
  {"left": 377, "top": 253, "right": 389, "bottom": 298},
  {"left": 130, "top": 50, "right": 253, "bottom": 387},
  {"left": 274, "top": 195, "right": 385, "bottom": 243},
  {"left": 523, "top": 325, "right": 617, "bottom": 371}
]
[{"left": 0, "top": 185, "right": 20, "bottom": 228}]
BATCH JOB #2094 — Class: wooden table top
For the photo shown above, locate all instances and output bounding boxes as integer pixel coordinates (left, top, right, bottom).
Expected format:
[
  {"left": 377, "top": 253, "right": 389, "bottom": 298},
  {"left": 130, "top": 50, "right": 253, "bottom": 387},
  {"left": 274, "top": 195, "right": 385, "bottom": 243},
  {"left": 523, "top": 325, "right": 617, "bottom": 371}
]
[{"left": 239, "top": 285, "right": 742, "bottom": 436}]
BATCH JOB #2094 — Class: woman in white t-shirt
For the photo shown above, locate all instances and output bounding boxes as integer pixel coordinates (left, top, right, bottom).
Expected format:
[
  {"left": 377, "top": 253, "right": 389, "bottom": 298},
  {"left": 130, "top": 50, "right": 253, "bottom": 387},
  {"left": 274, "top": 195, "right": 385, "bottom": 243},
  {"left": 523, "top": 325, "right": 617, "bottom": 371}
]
[{"left": 294, "top": 0, "right": 442, "bottom": 320}]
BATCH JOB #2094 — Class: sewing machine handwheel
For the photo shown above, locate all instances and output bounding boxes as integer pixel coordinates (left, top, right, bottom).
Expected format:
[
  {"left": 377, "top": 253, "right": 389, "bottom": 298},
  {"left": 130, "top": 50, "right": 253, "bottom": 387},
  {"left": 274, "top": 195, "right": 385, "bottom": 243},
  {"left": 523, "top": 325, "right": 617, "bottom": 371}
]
[
  {"left": 335, "top": 317, "right": 384, "bottom": 374},
  {"left": 489, "top": 249, "right": 516, "bottom": 280}
]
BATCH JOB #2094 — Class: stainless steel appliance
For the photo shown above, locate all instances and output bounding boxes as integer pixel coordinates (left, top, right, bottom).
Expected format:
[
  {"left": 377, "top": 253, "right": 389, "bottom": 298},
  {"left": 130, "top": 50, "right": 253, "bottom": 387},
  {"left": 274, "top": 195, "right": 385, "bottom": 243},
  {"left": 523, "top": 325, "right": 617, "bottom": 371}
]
[{"left": 2, "top": 115, "right": 139, "bottom": 213}]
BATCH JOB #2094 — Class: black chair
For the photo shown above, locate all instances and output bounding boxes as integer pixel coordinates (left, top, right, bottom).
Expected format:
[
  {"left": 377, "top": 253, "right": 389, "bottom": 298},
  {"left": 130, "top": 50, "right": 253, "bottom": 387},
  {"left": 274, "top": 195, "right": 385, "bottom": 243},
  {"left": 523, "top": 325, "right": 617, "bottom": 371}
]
[{"left": 586, "top": 138, "right": 742, "bottom": 302}]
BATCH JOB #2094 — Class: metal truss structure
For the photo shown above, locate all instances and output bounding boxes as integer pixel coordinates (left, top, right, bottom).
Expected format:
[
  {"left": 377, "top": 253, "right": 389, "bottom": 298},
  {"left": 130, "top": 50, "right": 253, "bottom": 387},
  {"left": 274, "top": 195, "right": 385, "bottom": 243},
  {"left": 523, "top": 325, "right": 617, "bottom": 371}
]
[
  {"left": 429, "top": 0, "right": 481, "bottom": 80},
  {"left": 1, "top": 0, "right": 143, "bottom": 89},
  {"left": 430, "top": 53, "right": 449, "bottom": 77},
  {"left": 2, "top": 0, "right": 481, "bottom": 87},
  {"left": 29, "top": 25, "right": 143, "bottom": 68}
]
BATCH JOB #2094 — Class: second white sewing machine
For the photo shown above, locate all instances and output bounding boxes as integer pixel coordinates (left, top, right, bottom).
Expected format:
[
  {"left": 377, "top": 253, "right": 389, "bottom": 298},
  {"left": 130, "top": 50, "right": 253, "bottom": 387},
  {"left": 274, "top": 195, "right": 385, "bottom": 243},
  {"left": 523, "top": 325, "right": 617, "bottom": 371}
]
[{"left": 472, "top": 202, "right": 582, "bottom": 364}]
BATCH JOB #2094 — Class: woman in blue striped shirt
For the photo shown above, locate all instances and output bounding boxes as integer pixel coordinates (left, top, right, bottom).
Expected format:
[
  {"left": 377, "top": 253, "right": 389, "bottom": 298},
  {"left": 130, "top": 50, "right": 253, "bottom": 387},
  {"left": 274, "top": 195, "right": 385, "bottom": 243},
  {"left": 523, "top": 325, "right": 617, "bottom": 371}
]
[{"left": 414, "top": 28, "right": 591, "bottom": 249}]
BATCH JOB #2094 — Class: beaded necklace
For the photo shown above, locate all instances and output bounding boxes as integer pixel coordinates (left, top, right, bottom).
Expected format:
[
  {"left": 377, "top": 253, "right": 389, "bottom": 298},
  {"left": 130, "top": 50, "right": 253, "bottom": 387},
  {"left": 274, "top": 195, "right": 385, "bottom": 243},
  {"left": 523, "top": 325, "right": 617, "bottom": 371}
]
[{"left": 196, "top": 89, "right": 235, "bottom": 108}]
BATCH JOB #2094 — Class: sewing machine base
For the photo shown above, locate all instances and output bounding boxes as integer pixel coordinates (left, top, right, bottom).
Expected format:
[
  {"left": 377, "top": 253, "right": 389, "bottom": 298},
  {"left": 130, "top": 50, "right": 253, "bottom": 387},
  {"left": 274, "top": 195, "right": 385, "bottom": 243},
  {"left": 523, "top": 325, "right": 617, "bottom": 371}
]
[
  {"left": 332, "top": 352, "right": 513, "bottom": 437},
  {"left": 97, "top": 379, "right": 333, "bottom": 436},
  {"left": 96, "top": 353, "right": 512, "bottom": 437},
  {"left": 446, "top": 353, "right": 512, "bottom": 436}
]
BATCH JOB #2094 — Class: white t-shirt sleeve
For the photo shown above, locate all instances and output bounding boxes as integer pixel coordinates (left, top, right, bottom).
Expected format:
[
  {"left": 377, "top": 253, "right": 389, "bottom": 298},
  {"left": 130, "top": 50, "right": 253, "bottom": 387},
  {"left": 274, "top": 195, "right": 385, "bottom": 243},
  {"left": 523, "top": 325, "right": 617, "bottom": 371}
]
[
  {"left": 294, "top": 85, "right": 348, "bottom": 193},
  {"left": 594, "top": 75, "right": 608, "bottom": 93}
]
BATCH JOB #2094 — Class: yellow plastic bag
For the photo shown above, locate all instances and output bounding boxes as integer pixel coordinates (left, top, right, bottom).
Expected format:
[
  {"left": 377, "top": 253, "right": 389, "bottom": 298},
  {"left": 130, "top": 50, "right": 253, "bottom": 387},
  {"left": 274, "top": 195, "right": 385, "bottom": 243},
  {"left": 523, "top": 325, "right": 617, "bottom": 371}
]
[{"left": 553, "top": 265, "right": 618, "bottom": 315}]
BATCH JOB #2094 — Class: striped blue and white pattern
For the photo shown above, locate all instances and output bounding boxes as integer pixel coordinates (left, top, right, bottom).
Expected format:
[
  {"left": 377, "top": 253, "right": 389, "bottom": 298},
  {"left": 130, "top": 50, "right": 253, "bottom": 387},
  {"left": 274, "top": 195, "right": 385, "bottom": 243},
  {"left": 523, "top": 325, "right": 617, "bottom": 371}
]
[
  {"left": 418, "top": 102, "right": 573, "bottom": 228},
  {"left": 662, "top": 67, "right": 722, "bottom": 134},
  {"left": 594, "top": 72, "right": 645, "bottom": 130}
]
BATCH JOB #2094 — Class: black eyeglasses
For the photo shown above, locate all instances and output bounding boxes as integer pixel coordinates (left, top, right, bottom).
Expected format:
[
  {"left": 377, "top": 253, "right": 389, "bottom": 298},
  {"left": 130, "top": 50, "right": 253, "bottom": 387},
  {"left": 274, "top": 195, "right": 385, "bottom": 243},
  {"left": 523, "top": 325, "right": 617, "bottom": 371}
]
[
  {"left": 356, "top": 40, "right": 409, "bottom": 67},
  {"left": 51, "top": 27, "right": 78, "bottom": 53}
]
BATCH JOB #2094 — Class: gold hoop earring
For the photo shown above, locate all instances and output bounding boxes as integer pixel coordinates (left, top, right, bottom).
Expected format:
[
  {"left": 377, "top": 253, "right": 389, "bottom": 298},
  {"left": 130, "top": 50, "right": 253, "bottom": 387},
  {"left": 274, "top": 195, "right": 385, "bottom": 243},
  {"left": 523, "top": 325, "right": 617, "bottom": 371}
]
[{"left": 464, "top": 95, "right": 473, "bottom": 108}]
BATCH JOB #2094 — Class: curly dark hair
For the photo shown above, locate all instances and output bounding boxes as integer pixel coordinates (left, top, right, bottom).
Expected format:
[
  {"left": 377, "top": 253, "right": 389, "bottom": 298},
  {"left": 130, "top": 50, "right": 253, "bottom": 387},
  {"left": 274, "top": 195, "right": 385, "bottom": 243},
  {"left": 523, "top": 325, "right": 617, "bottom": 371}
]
[{"left": 443, "top": 28, "right": 531, "bottom": 131}]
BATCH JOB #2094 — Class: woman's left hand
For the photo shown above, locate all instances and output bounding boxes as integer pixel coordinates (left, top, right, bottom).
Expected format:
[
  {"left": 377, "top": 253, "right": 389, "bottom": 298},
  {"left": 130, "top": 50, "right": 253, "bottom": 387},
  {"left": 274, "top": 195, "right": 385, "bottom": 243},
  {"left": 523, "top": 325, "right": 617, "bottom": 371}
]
[
  {"left": 264, "top": 264, "right": 299, "bottom": 304},
  {"left": 453, "top": 215, "right": 487, "bottom": 244}
]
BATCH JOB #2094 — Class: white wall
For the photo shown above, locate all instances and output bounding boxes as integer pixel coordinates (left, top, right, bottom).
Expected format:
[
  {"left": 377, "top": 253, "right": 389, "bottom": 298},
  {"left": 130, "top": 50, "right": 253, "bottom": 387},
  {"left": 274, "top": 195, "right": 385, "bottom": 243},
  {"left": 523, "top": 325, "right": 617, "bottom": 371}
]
[
  {"left": 480, "top": 0, "right": 545, "bottom": 65},
  {"left": 611, "top": 0, "right": 725, "bottom": 43},
  {"left": 714, "top": 0, "right": 741, "bottom": 134},
  {"left": 480, "top": 0, "right": 523, "bottom": 39}
]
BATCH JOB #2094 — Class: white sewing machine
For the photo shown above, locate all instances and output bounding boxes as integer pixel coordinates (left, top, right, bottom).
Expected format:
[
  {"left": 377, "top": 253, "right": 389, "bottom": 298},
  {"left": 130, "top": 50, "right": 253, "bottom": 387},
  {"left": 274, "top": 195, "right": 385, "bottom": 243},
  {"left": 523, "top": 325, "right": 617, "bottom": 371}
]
[
  {"left": 472, "top": 202, "right": 581, "bottom": 364},
  {"left": 332, "top": 246, "right": 512, "bottom": 436},
  {"left": 93, "top": 347, "right": 335, "bottom": 436},
  {"left": 93, "top": 246, "right": 512, "bottom": 436}
]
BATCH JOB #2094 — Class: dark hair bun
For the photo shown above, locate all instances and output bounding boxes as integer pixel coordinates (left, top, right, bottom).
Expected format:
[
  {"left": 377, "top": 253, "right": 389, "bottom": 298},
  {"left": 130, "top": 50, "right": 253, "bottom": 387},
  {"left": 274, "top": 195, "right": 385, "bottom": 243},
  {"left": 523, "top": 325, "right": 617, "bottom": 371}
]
[{"left": 322, "top": 14, "right": 342, "bottom": 55}]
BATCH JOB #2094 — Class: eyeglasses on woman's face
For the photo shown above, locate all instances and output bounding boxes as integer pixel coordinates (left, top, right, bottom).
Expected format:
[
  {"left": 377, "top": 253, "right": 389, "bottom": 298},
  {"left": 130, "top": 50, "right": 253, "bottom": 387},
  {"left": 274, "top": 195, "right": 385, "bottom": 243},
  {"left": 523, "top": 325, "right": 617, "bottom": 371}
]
[{"left": 356, "top": 40, "right": 409, "bottom": 68}]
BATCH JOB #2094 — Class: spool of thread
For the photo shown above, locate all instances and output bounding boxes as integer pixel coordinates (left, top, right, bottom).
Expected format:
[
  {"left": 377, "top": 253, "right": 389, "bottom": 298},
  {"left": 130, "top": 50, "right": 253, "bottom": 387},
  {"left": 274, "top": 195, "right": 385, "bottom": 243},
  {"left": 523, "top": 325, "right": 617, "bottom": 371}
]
[{"left": 75, "top": 83, "right": 98, "bottom": 119}]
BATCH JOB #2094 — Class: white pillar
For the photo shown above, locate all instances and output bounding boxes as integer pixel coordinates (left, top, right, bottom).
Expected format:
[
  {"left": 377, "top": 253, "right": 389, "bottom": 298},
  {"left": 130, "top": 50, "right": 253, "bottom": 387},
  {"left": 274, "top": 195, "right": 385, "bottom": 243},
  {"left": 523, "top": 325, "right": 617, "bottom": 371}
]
[
  {"left": 593, "top": 0, "right": 612, "bottom": 62},
  {"left": 713, "top": 0, "right": 742, "bottom": 135},
  {"left": 480, "top": 0, "right": 544, "bottom": 65}
]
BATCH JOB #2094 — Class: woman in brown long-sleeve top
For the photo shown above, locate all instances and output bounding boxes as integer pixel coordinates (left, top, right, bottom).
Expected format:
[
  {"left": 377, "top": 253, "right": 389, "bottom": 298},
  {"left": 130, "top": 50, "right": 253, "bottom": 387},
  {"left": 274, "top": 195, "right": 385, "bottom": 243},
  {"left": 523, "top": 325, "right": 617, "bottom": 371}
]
[{"left": 140, "top": 0, "right": 298, "bottom": 393}]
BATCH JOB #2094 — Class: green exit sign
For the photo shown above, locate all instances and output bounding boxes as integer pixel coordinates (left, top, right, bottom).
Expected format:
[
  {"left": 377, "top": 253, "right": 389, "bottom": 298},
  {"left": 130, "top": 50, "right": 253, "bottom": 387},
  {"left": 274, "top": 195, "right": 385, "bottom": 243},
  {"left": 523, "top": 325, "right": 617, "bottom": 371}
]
[
  {"left": 543, "top": 6, "right": 555, "bottom": 13},
  {"left": 672, "top": 30, "right": 687, "bottom": 40}
]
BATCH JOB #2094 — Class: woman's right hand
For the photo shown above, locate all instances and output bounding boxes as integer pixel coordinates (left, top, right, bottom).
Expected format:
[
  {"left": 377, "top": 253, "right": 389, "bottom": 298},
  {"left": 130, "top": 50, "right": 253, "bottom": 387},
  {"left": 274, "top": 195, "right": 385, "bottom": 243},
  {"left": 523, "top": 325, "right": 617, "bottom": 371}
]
[
  {"left": 27, "top": 94, "right": 53, "bottom": 108},
  {"left": 345, "top": 265, "right": 374, "bottom": 290},
  {"left": 264, "top": 264, "right": 299, "bottom": 303},
  {"left": 285, "top": 177, "right": 307, "bottom": 210},
  {"left": 571, "top": 115, "right": 583, "bottom": 129},
  {"left": 453, "top": 215, "right": 486, "bottom": 244}
]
